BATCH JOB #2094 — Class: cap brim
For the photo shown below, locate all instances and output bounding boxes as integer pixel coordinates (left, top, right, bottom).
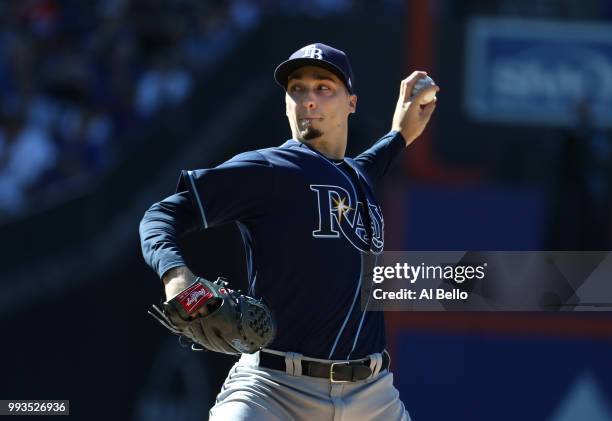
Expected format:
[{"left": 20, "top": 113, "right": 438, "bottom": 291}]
[{"left": 274, "top": 58, "right": 353, "bottom": 94}]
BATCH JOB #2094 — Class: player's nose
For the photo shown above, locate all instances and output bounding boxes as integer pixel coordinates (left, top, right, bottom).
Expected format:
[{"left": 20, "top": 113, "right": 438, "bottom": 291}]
[
  {"left": 302, "top": 100, "right": 317, "bottom": 110},
  {"left": 301, "top": 92, "right": 317, "bottom": 109}
]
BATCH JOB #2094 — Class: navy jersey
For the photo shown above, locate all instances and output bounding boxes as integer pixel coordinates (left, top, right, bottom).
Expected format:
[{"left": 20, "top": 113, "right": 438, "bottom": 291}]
[{"left": 140, "top": 131, "right": 406, "bottom": 359}]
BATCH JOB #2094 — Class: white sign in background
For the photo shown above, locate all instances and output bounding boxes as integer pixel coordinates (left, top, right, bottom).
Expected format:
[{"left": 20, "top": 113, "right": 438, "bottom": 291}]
[{"left": 464, "top": 18, "right": 612, "bottom": 128}]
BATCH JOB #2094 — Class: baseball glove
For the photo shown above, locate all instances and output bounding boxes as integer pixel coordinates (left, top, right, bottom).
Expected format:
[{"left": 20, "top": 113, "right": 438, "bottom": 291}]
[{"left": 148, "top": 276, "right": 275, "bottom": 355}]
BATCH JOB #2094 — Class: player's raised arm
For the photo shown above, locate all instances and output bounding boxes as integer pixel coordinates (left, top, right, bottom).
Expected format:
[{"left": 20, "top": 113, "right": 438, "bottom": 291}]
[
  {"left": 353, "top": 71, "right": 439, "bottom": 181},
  {"left": 391, "top": 71, "right": 439, "bottom": 146}
]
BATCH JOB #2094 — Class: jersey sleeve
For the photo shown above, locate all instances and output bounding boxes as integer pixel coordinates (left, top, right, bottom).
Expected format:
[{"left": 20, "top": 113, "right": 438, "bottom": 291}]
[
  {"left": 176, "top": 150, "right": 275, "bottom": 228},
  {"left": 139, "top": 191, "right": 200, "bottom": 279},
  {"left": 353, "top": 131, "right": 406, "bottom": 182}
]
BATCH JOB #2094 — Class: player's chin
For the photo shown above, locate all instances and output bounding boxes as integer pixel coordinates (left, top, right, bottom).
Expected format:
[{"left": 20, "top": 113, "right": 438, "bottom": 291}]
[{"left": 300, "top": 127, "right": 323, "bottom": 141}]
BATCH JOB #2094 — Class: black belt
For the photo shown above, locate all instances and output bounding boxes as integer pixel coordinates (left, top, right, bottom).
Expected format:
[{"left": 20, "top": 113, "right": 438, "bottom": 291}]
[{"left": 258, "top": 351, "right": 390, "bottom": 383}]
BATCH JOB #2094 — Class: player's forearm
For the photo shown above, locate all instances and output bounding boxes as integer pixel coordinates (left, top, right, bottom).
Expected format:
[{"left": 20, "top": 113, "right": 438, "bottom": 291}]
[
  {"left": 354, "top": 131, "right": 406, "bottom": 180},
  {"left": 139, "top": 191, "right": 199, "bottom": 281}
]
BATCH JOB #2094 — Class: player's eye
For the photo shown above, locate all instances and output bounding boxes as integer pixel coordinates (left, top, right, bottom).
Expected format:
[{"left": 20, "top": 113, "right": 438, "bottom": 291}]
[
  {"left": 289, "top": 84, "right": 302, "bottom": 92},
  {"left": 318, "top": 85, "right": 330, "bottom": 91}
]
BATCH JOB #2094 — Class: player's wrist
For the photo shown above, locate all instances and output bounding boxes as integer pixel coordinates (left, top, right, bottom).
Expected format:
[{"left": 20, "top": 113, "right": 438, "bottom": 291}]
[
  {"left": 392, "top": 128, "right": 414, "bottom": 146},
  {"left": 162, "top": 267, "right": 196, "bottom": 300},
  {"left": 391, "top": 130, "right": 407, "bottom": 146}
]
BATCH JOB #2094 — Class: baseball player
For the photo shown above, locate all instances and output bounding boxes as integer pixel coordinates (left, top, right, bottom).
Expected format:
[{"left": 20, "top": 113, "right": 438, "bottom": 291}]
[{"left": 140, "top": 42, "right": 438, "bottom": 420}]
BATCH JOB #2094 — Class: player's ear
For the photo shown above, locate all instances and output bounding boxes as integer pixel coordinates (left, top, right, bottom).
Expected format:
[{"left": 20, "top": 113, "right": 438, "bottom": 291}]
[{"left": 348, "top": 94, "right": 357, "bottom": 114}]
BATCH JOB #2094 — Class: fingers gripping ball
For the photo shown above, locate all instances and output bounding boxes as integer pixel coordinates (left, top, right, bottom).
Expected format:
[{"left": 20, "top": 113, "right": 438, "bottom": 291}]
[
  {"left": 410, "top": 75, "right": 437, "bottom": 105},
  {"left": 149, "top": 277, "right": 276, "bottom": 354}
]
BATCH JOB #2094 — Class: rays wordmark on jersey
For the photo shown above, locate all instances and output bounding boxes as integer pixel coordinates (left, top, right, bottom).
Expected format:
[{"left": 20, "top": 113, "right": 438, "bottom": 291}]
[{"left": 310, "top": 184, "right": 384, "bottom": 254}]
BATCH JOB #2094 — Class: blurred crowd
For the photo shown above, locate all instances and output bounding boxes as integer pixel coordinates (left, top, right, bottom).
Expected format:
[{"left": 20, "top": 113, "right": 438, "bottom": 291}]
[
  {"left": 0, "top": 0, "right": 238, "bottom": 216},
  {"left": 0, "top": 0, "right": 399, "bottom": 219}
]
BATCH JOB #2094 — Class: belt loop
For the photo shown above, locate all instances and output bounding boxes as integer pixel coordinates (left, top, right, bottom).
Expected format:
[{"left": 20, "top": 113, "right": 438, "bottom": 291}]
[
  {"left": 293, "top": 352, "right": 303, "bottom": 376},
  {"left": 285, "top": 352, "right": 303, "bottom": 376},
  {"left": 285, "top": 352, "right": 295, "bottom": 375},
  {"left": 368, "top": 352, "right": 382, "bottom": 378}
]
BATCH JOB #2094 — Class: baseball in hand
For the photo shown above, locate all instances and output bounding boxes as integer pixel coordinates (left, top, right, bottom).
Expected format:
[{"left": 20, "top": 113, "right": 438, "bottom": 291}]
[{"left": 410, "top": 75, "right": 437, "bottom": 104}]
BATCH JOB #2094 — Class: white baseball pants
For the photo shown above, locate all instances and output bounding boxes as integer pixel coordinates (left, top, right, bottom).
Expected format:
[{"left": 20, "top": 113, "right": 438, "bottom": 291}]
[{"left": 209, "top": 350, "right": 411, "bottom": 421}]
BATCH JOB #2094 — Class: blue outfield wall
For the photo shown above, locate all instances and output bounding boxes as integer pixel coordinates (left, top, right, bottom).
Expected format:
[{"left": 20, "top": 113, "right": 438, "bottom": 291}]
[
  {"left": 394, "top": 331, "right": 612, "bottom": 421},
  {"left": 401, "top": 185, "right": 547, "bottom": 251},
  {"left": 388, "top": 184, "right": 612, "bottom": 420}
]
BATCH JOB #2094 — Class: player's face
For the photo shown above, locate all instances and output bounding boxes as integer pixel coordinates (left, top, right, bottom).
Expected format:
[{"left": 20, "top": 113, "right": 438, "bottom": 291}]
[{"left": 285, "top": 66, "right": 357, "bottom": 142}]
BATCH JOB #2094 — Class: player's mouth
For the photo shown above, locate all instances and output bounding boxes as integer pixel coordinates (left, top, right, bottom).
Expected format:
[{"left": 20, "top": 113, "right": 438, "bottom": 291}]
[{"left": 298, "top": 117, "right": 323, "bottom": 127}]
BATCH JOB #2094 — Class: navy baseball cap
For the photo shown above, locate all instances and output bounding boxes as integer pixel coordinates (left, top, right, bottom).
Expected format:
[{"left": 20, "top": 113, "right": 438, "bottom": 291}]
[{"left": 274, "top": 43, "right": 355, "bottom": 94}]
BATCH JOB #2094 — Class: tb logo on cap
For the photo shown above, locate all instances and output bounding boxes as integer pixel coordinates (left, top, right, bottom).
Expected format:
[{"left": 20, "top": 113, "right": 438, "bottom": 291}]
[{"left": 301, "top": 45, "right": 322, "bottom": 59}]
